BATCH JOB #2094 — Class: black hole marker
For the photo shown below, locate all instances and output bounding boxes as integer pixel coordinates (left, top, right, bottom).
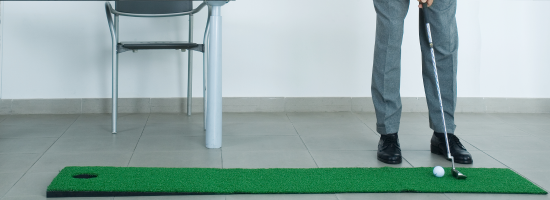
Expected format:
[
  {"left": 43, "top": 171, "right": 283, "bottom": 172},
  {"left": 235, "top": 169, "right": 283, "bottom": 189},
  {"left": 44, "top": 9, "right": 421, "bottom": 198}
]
[{"left": 73, "top": 174, "right": 98, "bottom": 179}]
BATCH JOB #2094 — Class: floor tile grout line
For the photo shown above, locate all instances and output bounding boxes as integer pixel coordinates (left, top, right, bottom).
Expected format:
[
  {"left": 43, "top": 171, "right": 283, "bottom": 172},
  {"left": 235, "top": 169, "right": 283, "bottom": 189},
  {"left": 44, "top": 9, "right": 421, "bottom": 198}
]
[
  {"left": 442, "top": 193, "right": 452, "bottom": 200},
  {"left": 458, "top": 136, "right": 549, "bottom": 192},
  {"left": 352, "top": 112, "right": 442, "bottom": 168},
  {"left": 401, "top": 157, "right": 415, "bottom": 168},
  {"left": 286, "top": 112, "right": 320, "bottom": 168},
  {"left": 126, "top": 113, "right": 151, "bottom": 167},
  {"left": 454, "top": 135, "right": 483, "bottom": 152},
  {"left": 350, "top": 111, "right": 380, "bottom": 138},
  {"left": 3, "top": 112, "right": 547, "bottom": 198},
  {"left": 2, "top": 114, "right": 81, "bottom": 198}
]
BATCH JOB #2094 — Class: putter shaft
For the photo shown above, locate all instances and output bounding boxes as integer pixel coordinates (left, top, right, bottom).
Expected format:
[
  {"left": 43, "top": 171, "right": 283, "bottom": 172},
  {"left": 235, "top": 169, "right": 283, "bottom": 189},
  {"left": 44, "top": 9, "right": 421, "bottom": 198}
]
[{"left": 422, "top": 3, "right": 465, "bottom": 179}]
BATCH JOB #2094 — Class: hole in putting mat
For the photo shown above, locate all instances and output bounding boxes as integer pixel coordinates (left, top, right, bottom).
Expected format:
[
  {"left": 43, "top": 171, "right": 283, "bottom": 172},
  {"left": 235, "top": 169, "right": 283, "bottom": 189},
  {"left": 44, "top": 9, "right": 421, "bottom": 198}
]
[{"left": 73, "top": 174, "right": 98, "bottom": 179}]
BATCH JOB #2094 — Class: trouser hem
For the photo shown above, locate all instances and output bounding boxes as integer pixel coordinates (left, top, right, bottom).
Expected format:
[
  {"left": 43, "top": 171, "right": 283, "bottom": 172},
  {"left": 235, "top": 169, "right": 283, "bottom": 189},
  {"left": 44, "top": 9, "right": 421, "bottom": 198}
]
[
  {"left": 429, "top": 123, "right": 456, "bottom": 134},
  {"left": 377, "top": 123, "right": 400, "bottom": 135}
]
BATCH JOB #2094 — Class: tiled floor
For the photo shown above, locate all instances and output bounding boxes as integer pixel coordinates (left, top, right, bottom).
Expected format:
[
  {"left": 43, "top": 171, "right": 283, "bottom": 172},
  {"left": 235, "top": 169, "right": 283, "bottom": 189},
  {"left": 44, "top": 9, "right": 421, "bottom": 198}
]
[{"left": 0, "top": 112, "right": 549, "bottom": 200}]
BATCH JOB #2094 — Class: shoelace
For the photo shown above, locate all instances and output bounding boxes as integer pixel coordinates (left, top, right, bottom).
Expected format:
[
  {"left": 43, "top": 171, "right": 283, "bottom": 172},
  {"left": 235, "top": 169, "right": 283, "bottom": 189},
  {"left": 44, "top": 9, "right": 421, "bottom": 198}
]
[
  {"left": 448, "top": 134, "right": 466, "bottom": 150},
  {"left": 382, "top": 135, "right": 400, "bottom": 150}
]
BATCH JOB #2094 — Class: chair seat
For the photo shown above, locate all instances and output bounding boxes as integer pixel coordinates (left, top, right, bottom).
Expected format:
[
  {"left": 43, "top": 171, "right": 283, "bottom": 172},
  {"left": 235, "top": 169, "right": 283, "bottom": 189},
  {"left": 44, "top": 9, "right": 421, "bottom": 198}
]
[{"left": 119, "top": 41, "right": 199, "bottom": 50}]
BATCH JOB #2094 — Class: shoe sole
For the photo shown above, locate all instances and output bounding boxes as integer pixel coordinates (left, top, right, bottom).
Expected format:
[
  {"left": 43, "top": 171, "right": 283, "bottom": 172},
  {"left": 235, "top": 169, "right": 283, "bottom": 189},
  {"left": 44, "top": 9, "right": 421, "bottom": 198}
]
[
  {"left": 377, "top": 156, "right": 402, "bottom": 164},
  {"left": 430, "top": 144, "right": 473, "bottom": 164}
]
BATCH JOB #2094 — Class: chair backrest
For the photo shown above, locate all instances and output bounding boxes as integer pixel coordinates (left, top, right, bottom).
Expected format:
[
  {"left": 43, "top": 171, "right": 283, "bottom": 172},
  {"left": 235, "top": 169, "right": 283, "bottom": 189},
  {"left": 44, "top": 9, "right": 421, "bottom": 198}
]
[{"left": 115, "top": 1, "right": 193, "bottom": 14}]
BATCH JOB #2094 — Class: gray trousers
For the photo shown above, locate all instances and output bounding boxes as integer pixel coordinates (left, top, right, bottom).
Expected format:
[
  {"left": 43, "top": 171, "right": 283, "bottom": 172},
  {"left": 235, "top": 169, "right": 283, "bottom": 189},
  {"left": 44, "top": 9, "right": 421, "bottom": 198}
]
[{"left": 371, "top": 0, "right": 458, "bottom": 135}]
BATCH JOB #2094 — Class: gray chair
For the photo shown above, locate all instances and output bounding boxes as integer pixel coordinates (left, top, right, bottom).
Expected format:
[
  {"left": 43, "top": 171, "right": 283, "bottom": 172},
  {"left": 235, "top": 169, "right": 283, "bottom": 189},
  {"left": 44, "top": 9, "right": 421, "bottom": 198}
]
[{"left": 105, "top": 1, "right": 207, "bottom": 133}]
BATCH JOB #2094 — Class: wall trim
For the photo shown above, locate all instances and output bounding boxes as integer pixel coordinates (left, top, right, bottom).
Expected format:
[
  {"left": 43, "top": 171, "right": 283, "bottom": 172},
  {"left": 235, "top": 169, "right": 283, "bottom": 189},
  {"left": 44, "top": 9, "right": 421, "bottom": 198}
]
[{"left": 0, "top": 97, "right": 549, "bottom": 115}]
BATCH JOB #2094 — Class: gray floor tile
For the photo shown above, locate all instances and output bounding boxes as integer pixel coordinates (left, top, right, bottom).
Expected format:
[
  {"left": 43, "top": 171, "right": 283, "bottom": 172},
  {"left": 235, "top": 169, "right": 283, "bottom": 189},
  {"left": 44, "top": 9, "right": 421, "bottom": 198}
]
[
  {"left": 0, "top": 154, "right": 41, "bottom": 173},
  {"left": 293, "top": 122, "right": 374, "bottom": 136},
  {"left": 402, "top": 150, "right": 506, "bottom": 168},
  {"left": 222, "top": 135, "right": 307, "bottom": 151},
  {"left": 3, "top": 112, "right": 550, "bottom": 199},
  {"left": 445, "top": 193, "right": 550, "bottom": 200},
  {"left": 484, "top": 150, "right": 550, "bottom": 171},
  {"left": 0, "top": 115, "right": 8, "bottom": 123},
  {"left": 352, "top": 112, "right": 377, "bottom": 124},
  {"left": 27, "top": 152, "right": 132, "bottom": 173},
  {"left": 337, "top": 193, "right": 449, "bottom": 200},
  {"left": 455, "top": 123, "right": 528, "bottom": 136},
  {"left": 356, "top": 114, "right": 433, "bottom": 135},
  {"left": 492, "top": 113, "right": 550, "bottom": 125},
  {"left": 399, "top": 113, "right": 430, "bottom": 123},
  {"left": 398, "top": 134, "right": 477, "bottom": 151},
  {"left": 3, "top": 172, "right": 57, "bottom": 198},
  {"left": 222, "top": 150, "right": 317, "bottom": 168},
  {"left": 223, "top": 122, "right": 297, "bottom": 136},
  {"left": 396, "top": 122, "right": 433, "bottom": 135},
  {"left": 309, "top": 150, "right": 412, "bottom": 168},
  {"left": 520, "top": 124, "right": 550, "bottom": 137},
  {"left": 63, "top": 123, "right": 145, "bottom": 137},
  {"left": 134, "top": 136, "right": 208, "bottom": 152},
  {"left": 300, "top": 134, "right": 379, "bottom": 151},
  {"left": 0, "top": 124, "right": 69, "bottom": 138},
  {"left": 128, "top": 150, "right": 222, "bottom": 168},
  {"left": 223, "top": 113, "right": 290, "bottom": 123},
  {"left": 47, "top": 136, "right": 140, "bottom": 153},
  {"left": 286, "top": 112, "right": 362, "bottom": 124},
  {"left": 362, "top": 122, "right": 378, "bottom": 133},
  {"left": 0, "top": 114, "right": 78, "bottom": 125},
  {"left": 226, "top": 194, "right": 338, "bottom": 200},
  {"left": 460, "top": 136, "right": 550, "bottom": 151},
  {"left": 0, "top": 138, "right": 57, "bottom": 154},
  {"left": 0, "top": 173, "right": 24, "bottom": 197},
  {"left": 453, "top": 113, "right": 505, "bottom": 124},
  {"left": 142, "top": 123, "right": 205, "bottom": 136},
  {"left": 147, "top": 113, "right": 204, "bottom": 124},
  {"left": 115, "top": 196, "right": 223, "bottom": 200},
  {"left": 72, "top": 114, "right": 148, "bottom": 125}
]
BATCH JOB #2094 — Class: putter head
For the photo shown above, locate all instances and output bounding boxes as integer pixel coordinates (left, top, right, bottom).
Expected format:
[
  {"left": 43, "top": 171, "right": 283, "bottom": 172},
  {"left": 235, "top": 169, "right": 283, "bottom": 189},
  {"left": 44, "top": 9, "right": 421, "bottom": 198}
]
[{"left": 452, "top": 169, "right": 467, "bottom": 179}]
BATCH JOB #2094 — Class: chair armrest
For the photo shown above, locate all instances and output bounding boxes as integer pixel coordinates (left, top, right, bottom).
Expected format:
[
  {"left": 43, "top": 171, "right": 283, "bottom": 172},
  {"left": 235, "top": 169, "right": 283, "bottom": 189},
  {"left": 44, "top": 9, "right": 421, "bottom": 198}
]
[
  {"left": 105, "top": 2, "right": 117, "bottom": 42},
  {"left": 105, "top": 1, "right": 207, "bottom": 18}
]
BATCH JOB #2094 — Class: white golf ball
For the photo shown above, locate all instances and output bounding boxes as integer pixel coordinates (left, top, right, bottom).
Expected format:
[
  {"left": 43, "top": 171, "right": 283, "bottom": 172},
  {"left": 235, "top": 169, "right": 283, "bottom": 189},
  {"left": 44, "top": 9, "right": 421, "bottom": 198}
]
[{"left": 433, "top": 166, "right": 445, "bottom": 177}]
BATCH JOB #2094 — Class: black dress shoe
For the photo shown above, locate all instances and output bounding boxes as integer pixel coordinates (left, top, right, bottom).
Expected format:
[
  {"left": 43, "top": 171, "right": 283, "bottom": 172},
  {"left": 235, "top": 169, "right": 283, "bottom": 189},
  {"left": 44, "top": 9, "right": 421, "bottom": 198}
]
[
  {"left": 377, "top": 133, "right": 402, "bottom": 164},
  {"left": 430, "top": 132, "right": 473, "bottom": 164}
]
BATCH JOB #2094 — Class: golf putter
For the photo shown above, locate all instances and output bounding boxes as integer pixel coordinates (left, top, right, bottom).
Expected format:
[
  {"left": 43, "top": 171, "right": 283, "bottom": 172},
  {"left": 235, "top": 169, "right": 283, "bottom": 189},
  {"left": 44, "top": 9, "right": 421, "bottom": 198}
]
[{"left": 421, "top": 3, "right": 466, "bottom": 179}]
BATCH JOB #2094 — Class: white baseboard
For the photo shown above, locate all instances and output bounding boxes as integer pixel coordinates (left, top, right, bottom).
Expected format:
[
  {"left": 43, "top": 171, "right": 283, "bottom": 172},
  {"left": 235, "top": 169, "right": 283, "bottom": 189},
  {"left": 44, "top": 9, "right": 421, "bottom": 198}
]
[{"left": 0, "top": 97, "right": 549, "bottom": 114}]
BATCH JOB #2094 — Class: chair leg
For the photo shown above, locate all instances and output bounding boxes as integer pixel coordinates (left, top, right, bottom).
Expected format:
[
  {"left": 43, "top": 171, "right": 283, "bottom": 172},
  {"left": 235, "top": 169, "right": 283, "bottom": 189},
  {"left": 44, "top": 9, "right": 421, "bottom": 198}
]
[
  {"left": 187, "top": 14, "right": 194, "bottom": 116},
  {"left": 112, "top": 53, "right": 118, "bottom": 134},
  {"left": 203, "top": 45, "right": 207, "bottom": 131},
  {"left": 203, "top": 8, "right": 211, "bottom": 131},
  {"left": 187, "top": 50, "right": 193, "bottom": 116},
  {"left": 112, "top": 16, "right": 119, "bottom": 134}
]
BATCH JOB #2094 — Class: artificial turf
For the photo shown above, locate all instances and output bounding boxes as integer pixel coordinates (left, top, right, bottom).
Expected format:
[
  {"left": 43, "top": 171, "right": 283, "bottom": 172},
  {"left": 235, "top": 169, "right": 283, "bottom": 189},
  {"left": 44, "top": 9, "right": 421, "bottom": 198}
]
[{"left": 47, "top": 166, "right": 547, "bottom": 197}]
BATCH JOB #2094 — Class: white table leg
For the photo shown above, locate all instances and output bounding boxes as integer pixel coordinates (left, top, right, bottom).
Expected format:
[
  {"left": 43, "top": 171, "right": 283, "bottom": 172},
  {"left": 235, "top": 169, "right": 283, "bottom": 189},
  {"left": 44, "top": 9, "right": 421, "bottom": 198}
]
[{"left": 205, "top": 1, "right": 227, "bottom": 149}]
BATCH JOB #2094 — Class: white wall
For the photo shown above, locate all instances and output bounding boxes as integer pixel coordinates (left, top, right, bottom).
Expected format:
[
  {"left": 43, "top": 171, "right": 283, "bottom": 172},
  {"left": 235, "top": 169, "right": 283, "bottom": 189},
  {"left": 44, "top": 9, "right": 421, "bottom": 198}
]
[{"left": 0, "top": 0, "right": 548, "bottom": 99}]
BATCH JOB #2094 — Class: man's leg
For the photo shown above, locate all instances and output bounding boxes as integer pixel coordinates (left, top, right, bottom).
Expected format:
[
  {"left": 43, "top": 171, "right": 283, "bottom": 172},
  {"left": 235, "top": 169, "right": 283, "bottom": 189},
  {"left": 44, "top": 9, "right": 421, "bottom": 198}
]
[
  {"left": 419, "top": 0, "right": 472, "bottom": 164},
  {"left": 371, "top": 0, "right": 410, "bottom": 135},
  {"left": 371, "top": 0, "right": 410, "bottom": 164},
  {"left": 419, "top": 0, "right": 458, "bottom": 134}
]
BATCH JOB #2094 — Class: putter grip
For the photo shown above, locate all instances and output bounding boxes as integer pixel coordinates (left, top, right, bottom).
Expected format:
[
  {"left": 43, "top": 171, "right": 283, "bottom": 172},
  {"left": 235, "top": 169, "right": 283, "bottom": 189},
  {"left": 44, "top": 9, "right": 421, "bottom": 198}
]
[{"left": 421, "top": 3, "right": 429, "bottom": 24}]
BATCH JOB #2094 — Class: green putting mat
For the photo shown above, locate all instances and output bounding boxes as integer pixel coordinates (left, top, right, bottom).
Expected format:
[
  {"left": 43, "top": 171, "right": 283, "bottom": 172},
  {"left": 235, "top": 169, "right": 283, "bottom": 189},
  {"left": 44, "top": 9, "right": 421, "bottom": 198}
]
[{"left": 47, "top": 166, "right": 547, "bottom": 197}]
